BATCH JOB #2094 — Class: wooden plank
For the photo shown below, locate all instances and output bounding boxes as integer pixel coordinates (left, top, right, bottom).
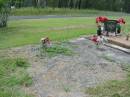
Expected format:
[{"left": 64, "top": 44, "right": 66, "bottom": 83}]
[
  {"left": 108, "top": 36, "right": 130, "bottom": 49},
  {"left": 105, "top": 43, "right": 130, "bottom": 54}
]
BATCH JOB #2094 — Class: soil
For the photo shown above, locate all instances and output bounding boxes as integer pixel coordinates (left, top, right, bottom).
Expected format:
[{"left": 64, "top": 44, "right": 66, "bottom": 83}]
[
  {"left": 0, "top": 37, "right": 130, "bottom": 97},
  {"left": 108, "top": 36, "right": 130, "bottom": 49}
]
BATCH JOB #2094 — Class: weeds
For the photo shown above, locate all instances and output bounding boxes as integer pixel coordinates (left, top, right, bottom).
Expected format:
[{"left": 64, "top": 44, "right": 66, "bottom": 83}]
[
  {"left": 41, "top": 44, "right": 74, "bottom": 57},
  {"left": 85, "top": 64, "right": 130, "bottom": 97},
  {"left": 0, "top": 58, "right": 33, "bottom": 97},
  {"left": 15, "top": 58, "right": 29, "bottom": 68}
]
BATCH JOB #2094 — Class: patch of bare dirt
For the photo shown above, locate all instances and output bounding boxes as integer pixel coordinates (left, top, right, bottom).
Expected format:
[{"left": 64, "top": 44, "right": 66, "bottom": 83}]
[{"left": 0, "top": 38, "right": 130, "bottom": 97}]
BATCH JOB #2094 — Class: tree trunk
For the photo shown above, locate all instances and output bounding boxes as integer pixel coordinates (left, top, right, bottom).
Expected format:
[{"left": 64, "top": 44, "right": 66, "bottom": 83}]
[{"left": 0, "top": 7, "right": 9, "bottom": 28}]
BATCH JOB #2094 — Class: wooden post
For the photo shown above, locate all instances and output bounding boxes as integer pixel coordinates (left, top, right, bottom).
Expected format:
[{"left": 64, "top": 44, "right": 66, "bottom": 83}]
[{"left": 126, "top": 34, "right": 130, "bottom": 41}]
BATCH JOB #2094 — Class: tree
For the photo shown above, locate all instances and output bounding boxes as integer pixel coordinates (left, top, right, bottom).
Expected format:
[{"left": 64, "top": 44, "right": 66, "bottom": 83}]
[{"left": 0, "top": 0, "right": 10, "bottom": 28}]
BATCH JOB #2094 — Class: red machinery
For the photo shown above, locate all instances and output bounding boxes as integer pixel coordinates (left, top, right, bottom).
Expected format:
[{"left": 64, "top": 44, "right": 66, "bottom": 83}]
[
  {"left": 96, "top": 16, "right": 125, "bottom": 36},
  {"left": 96, "top": 16, "right": 125, "bottom": 24}
]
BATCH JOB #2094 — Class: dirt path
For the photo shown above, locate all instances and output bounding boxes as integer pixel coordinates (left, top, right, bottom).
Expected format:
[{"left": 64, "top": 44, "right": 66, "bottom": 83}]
[{"left": 1, "top": 38, "right": 130, "bottom": 97}]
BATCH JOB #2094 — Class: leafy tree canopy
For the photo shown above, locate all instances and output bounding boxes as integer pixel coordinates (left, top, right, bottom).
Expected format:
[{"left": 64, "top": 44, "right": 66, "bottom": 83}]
[{"left": 0, "top": 0, "right": 8, "bottom": 8}]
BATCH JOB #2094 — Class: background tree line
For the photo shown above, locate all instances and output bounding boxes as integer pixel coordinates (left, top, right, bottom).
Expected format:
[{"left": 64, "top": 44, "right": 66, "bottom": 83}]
[
  {"left": 9, "top": 0, "right": 130, "bottom": 13},
  {"left": 0, "top": 0, "right": 130, "bottom": 28}
]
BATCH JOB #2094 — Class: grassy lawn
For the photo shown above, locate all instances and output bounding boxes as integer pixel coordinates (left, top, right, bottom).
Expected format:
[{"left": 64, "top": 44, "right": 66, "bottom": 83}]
[
  {"left": 0, "top": 58, "right": 33, "bottom": 97},
  {"left": 0, "top": 17, "right": 96, "bottom": 49},
  {"left": 86, "top": 65, "right": 130, "bottom": 97},
  {"left": 11, "top": 8, "right": 129, "bottom": 16},
  {"left": 0, "top": 16, "right": 130, "bottom": 49}
]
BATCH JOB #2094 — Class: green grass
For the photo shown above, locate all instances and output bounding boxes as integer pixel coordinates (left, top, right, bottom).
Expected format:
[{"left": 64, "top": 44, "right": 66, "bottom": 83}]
[
  {"left": 41, "top": 43, "right": 74, "bottom": 57},
  {"left": 10, "top": 7, "right": 129, "bottom": 16},
  {"left": 86, "top": 64, "right": 130, "bottom": 97},
  {"left": 0, "top": 16, "right": 130, "bottom": 49},
  {"left": 102, "top": 54, "right": 116, "bottom": 62},
  {"left": 63, "top": 85, "right": 71, "bottom": 93},
  {"left": 0, "top": 58, "right": 33, "bottom": 97},
  {"left": 0, "top": 17, "right": 96, "bottom": 49}
]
